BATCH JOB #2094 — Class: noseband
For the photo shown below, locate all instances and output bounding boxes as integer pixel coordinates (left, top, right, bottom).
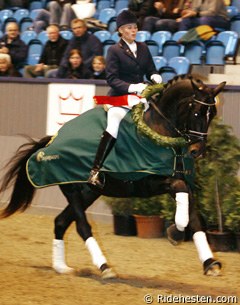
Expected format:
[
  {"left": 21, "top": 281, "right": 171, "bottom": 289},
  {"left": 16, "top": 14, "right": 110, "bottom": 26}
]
[{"left": 149, "top": 95, "right": 216, "bottom": 144}]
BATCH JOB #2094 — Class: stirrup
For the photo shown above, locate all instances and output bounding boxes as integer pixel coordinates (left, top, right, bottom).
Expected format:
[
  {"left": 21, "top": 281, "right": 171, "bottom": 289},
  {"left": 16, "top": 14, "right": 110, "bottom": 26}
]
[{"left": 88, "top": 169, "right": 104, "bottom": 189}]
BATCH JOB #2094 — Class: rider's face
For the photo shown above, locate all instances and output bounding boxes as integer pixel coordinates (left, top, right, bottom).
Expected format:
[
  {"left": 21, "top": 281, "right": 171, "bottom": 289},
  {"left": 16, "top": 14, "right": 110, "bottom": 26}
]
[{"left": 119, "top": 23, "right": 138, "bottom": 43}]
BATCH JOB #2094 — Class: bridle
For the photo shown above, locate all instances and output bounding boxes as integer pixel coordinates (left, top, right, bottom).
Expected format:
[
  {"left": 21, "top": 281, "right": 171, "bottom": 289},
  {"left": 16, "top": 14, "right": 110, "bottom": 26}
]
[{"left": 149, "top": 94, "right": 216, "bottom": 144}]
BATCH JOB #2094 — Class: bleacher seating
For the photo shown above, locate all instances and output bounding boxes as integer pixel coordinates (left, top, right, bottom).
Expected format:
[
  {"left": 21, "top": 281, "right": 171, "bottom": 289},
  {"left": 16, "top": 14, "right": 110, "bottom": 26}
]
[
  {"left": 159, "top": 66, "right": 177, "bottom": 83},
  {"left": 94, "top": 30, "right": 112, "bottom": 43},
  {"left": 135, "top": 30, "right": 151, "bottom": 42},
  {"left": 20, "top": 30, "right": 37, "bottom": 44},
  {"left": 168, "top": 56, "right": 191, "bottom": 75},
  {"left": 98, "top": 8, "right": 116, "bottom": 24},
  {"left": 152, "top": 56, "right": 167, "bottom": 71},
  {"left": 217, "top": 30, "right": 239, "bottom": 64},
  {"left": 27, "top": 39, "right": 43, "bottom": 65},
  {"left": 151, "top": 31, "right": 172, "bottom": 55},
  {"left": 162, "top": 40, "right": 181, "bottom": 61},
  {"left": 183, "top": 41, "right": 205, "bottom": 65}
]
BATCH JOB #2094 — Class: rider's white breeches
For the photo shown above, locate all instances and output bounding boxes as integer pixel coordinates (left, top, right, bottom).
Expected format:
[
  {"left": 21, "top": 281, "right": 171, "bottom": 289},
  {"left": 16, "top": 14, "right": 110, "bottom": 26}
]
[{"left": 106, "top": 106, "right": 129, "bottom": 138}]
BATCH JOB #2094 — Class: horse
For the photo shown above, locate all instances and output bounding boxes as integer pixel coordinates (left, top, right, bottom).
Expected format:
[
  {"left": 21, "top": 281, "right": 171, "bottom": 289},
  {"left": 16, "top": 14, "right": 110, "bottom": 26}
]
[{"left": 0, "top": 75, "right": 226, "bottom": 279}]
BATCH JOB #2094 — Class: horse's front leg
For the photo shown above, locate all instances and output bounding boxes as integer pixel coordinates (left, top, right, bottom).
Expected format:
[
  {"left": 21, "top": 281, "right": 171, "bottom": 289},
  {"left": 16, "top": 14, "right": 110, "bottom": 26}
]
[
  {"left": 188, "top": 196, "right": 222, "bottom": 276},
  {"left": 167, "top": 179, "right": 190, "bottom": 245},
  {"left": 61, "top": 184, "right": 117, "bottom": 279}
]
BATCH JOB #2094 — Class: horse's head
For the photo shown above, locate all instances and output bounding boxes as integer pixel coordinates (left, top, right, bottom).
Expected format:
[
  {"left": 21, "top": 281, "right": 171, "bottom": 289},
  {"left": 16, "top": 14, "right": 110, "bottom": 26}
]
[
  {"left": 147, "top": 75, "right": 226, "bottom": 157},
  {"left": 184, "top": 78, "right": 226, "bottom": 157}
]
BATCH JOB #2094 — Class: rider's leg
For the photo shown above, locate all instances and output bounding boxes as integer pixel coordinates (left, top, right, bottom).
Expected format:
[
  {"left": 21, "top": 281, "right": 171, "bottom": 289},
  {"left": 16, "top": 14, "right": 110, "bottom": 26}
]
[{"left": 88, "top": 107, "right": 129, "bottom": 188}]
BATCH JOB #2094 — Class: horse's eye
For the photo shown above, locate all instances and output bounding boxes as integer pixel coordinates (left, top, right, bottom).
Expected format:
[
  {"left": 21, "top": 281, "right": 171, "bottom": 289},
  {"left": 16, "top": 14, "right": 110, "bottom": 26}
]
[
  {"left": 189, "top": 103, "right": 192, "bottom": 107},
  {"left": 194, "top": 113, "right": 199, "bottom": 117}
]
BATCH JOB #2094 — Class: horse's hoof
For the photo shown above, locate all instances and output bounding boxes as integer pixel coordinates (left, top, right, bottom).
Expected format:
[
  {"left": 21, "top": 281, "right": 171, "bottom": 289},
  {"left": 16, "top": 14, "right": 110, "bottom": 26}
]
[
  {"left": 167, "top": 224, "right": 185, "bottom": 246},
  {"left": 203, "top": 258, "right": 222, "bottom": 276},
  {"left": 53, "top": 265, "right": 75, "bottom": 274},
  {"left": 101, "top": 268, "right": 117, "bottom": 279}
]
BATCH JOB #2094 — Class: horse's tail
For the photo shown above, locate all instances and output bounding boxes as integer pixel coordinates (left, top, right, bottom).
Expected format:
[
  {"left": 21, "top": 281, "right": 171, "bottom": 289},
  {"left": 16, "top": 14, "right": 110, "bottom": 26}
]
[{"left": 0, "top": 136, "right": 52, "bottom": 218}]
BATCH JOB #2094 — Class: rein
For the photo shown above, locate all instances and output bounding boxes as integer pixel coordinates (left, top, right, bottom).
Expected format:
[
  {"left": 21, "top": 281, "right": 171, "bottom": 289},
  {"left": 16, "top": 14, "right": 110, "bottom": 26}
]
[{"left": 149, "top": 100, "right": 191, "bottom": 142}]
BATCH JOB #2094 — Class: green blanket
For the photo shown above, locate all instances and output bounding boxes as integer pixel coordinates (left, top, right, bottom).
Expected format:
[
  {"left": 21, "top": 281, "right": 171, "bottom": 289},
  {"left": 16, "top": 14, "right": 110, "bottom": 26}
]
[{"left": 27, "top": 107, "right": 195, "bottom": 188}]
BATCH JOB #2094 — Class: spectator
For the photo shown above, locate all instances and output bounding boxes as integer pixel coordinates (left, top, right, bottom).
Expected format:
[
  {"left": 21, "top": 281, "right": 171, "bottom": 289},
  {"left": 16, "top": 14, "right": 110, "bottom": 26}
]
[
  {"left": 178, "top": 0, "right": 230, "bottom": 31},
  {"left": 128, "top": 0, "right": 162, "bottom": 29},
  {"left": 54, "top": 18, "right": 102, "bottom": 78},
  {"left": 0, "top": 54, "right": 22, "bottom": 77},
  {"left": 33, "top": 1, "right": 77, "bottom": 33},
  {"left": 142, "top": 0, "right": 192, "bottom": 33},
  {"left": 0, "top": 22, "right": 28, "bottom": 70},
  {"left": 90, "top": 55, "right": 106, "bottom": 80},
  {"left": 24, "top": 24, "right": 68, "bottom": 78},
  {"left": 56, "top": 48, "right": 92, "bottom": 79},
  {"left": 4, "top": 0, "right": 29, "bottom": 9}
]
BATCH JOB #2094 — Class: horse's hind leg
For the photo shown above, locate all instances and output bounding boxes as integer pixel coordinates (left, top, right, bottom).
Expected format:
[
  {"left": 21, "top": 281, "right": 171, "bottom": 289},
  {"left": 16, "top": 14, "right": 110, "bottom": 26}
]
[
  {"left": 52, "top": 204, "right": 76, "bottom": 274},
  {"left": 60, "top": 184, "right": 117, "bottom": 279}
]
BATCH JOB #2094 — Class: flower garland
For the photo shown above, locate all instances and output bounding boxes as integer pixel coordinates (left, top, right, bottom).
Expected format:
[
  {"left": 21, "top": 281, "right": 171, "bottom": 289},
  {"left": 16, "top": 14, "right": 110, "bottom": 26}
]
[{"left": 131, "top": 84, "right": 187, "bottom": 147}]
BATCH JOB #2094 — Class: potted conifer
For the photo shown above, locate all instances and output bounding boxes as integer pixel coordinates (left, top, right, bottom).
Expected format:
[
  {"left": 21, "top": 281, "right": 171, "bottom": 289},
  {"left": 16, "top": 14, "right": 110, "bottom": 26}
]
[
  {"left": 195, "top": 117, "right": 240, "bottom": 251},
  {"left": 104, "top": 197, "right": 137, "bottom": 236},
  {"left": 132, "top": 196, "right": 165, "bottom": 238}
]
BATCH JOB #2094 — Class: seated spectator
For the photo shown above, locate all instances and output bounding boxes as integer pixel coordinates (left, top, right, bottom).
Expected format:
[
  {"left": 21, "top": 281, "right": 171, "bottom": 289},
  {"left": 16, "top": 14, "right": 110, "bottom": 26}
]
[
  {"left": 0, "top": 22, "right": 28, "bottom": 70},
  {"left": 4, "top": 0, "right": 29, "bottom": 9},
  {"left": 24, "top": 24, "right": 68, "bottom": 78},
  {"left": 90, "top": 55, "right": 106, "bottom": 80},
  {"left": 63, "top": 19, "right": 103, "bottom": 68},
  {"left": 142, "top": 0, "right": 191, "bottom": 33},
  {"left": 0, "top": 54, "right": 21, "bottom": 77},
  {"left": 178, "top": 0, "right": 230, "bottom": 31},
  {"left": 33, "top": 1, "right": 77, "bottom": 33},
  {"left": 56, "top": 48, "right": 93, "bottom": 79},
  {"left": 128, "top": 0, "right": 163, "bottom": 29}
]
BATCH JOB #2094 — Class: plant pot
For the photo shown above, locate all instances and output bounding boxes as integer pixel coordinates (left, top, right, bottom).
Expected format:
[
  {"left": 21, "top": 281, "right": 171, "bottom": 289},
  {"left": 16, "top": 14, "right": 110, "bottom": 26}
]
[
  {"left": 113, "top": 215, "right": 137, "bottom": 236},
  {"left": 235, "top": 232, "right": 240, "bottom": 252},
  {"left": 134, "top": 215, "right": 164, "bottom": 238},
  {"left": 206, "top": 230, "right": 236, "bottom": 252}
]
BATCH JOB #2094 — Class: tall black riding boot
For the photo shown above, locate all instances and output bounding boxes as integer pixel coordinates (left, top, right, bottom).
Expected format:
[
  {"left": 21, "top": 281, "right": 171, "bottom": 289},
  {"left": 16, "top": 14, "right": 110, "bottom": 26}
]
[{"left": 88, "top": 131, "right": 116, "bottom": 189}]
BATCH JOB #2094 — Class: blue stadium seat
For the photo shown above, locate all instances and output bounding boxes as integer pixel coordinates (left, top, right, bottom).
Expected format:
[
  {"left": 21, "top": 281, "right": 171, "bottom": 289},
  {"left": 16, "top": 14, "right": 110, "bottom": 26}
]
[
  {"left": 60, "top": 30, "right": 73, "bottom": 40},
  {"left": 27, "top": 39, "right": 43, "bottom": 65},
  {"left": 98, "top": 8, "right": 116, "bottom": 24},
  {"left": 205, "top": 40, "right": 225, "bottom": 65},
  {"left": 168, "top": 56, "right": 191, "bottom": 75},
  {"left": 152, "top": 56, "right": 167, "bottom": 71},
  {"left": 108, "top": 16, "right": 117, "bottom": 33},
  {"left": 171, "top": 30, "right": 187, "bottom": 54},
  {"left": 13, "top": 8, "right": 29, "bottom": 22},
  {"left": 145, "top": 40, "right": 159, "bottom": 57},
  {"left": 20, "top": 17, "right": 34, "bottom": 32},
  {"left": 230, "top": 14, "right": 240, "bottom": 37},
  {"left": 20, "top": 30, "right": 37, "bottom": 44},
  {"left": 94, "top": 30, "right": 111, "bottom": 43},
  {"left": 0, "top": 10, "right": 13, "bottom": 29},
  {"left": 37, "top": 30, "right": 48, "bottom": 45},
  {"left": 217, "top": 30, "right": 239, "bottom": 63},
  {"left": 29, "top": 1, "right": 44, "bottom": 10},
  {"left": 95, "top": 0, "right": 111, "bottom": 18},
  {"left": 183, "top": 41, "right": 205, "bottom": 65},
  {"left": 111, "top": 31, "right": 120, "bottom": 42},
  {"left": 114, "top": 0, "right": 129, "bottom": 14},
  {"left": 162, "top": 40, "right": 181, "bottom": 61},
  {"left": 231, "top": 0, "right": 240, "bottom": 11},
  {"left": 151, "top": 31, "right": 172, "bottom": 54},
  {"left": 159, "top": 66, "right": 177, "bottom": 83},
  {"left": 29, "top": 9, "right": 42, "bottom": 20},
  {"left": 226, "top": 5, "right": 239, "bottom": 18},
  {"left": 135, "top": 30, "right": 151, "bottom": 42},
  {"left": 103, "top": 39, "right": 115, "bottom": 57}
]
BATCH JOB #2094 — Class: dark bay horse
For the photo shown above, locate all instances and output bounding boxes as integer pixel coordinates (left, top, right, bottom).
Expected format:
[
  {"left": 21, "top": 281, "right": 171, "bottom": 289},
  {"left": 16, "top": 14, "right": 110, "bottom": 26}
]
[{"left": 0, "top": 75, "right": 226, "bottom": 279}]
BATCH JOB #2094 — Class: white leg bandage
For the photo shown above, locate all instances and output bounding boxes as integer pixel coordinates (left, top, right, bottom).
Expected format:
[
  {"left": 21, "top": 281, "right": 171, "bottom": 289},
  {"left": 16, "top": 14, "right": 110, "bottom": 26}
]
[
  {"left": 106, "top": 107, "right": 129, "bottom": 138},
  {"left": 175, "top": 192, "right": 189, "bottom": 231},
  {"left": 85, "top": 237, "right": 107, "bottom": 269},
  {"left": 52, "top": 239, "right": 73, "bottom": 273},
  {"left": 193, "top": 231, "right": 213, "bottom": 263}
]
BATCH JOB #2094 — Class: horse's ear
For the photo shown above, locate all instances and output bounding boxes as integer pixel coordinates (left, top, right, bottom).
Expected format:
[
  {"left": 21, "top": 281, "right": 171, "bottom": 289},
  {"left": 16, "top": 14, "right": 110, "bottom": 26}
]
[
  {"left": 190, "top": 78, "right": 203, "bottom": 92},
  {"left": 213, "top": 81, "right": 226, "bottom": 97}
]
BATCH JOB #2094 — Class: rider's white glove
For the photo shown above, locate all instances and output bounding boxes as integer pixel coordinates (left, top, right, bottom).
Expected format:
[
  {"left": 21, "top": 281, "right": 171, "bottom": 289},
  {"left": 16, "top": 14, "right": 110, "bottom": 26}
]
[
  {"left": 150, "top": 74, "right": 162, "bottom": 84},
  {"left": 128, "top": 83, "right": 147, "bottom": 95}
]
